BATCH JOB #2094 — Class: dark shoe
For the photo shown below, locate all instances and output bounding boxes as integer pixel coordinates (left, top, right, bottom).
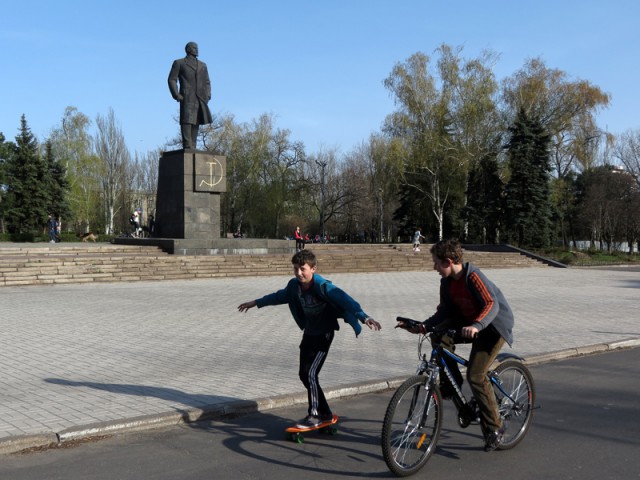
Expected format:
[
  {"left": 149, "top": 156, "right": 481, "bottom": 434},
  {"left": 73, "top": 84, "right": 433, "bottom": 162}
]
[
  {"left": 296, "top": 415, "right": 321, "bottom": 429},
  {"left": 319, "top": 412, "right": 334, "bottom": 422},
  {"left": 484, "top": 425, "right": 505, "bottom": 452},
  {"left": 439, "top": 383, "right": 455, "bottom": 399}
]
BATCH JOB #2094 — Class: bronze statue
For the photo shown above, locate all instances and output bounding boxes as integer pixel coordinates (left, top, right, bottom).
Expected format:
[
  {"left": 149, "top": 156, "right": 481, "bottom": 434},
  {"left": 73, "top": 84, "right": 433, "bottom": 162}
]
[{"left": 168, "top": 42, "right": 212, "bottom": 150}]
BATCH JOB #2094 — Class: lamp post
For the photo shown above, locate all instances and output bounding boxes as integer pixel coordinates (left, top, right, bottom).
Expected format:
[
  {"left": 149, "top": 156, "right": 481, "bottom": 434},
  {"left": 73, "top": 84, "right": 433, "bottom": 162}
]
[{"left": 316, "top": 160, "right": 327, "bottom": 241}]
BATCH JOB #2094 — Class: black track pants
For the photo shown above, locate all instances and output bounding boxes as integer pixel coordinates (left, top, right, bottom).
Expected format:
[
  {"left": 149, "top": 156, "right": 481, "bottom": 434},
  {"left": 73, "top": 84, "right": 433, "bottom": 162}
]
[{"left": 299, "top": 332, "right": 334, "bottom": 417}]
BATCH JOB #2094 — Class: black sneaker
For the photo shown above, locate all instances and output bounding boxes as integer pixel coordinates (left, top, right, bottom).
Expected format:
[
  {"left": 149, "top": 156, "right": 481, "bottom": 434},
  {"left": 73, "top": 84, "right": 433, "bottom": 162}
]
[
  {"left": 439, "top": 383, "right": 455, "bottom": 399},
  {"left": 319, "top": 413, "right": 334, "bottom": 422},
  {"left": 296, "top": 415, "right": 321, "bottom": 429},
  {"left": 484, "top": 425, "right": 505, "bottom": 452}
]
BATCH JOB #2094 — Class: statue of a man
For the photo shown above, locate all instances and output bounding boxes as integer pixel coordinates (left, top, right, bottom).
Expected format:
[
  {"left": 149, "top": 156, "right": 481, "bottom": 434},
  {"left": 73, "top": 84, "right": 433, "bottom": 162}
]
[{"left": 168, "top": 42, "right": 212, "bottom": 150}]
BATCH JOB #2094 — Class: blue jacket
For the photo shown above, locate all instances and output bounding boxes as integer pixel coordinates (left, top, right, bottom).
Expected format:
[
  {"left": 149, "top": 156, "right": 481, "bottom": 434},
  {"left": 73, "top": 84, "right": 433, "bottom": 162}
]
[{"left": 255, "top": 273, "right": 370, "bottom": 337}]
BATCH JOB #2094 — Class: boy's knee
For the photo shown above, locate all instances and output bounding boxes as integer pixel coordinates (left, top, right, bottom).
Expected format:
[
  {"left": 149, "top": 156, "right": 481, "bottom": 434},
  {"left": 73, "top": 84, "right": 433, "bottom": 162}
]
[
  {"left": 466, "top": 369, "right": 486, "bottom": 388},
  {"left": 299, "top": 370, "right": 310, "bottom": 386}
]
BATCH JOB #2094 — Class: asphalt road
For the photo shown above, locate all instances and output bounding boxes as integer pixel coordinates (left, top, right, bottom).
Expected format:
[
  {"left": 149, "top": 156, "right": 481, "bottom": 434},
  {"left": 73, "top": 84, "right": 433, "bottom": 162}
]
[{"left": 1, "top": 348, "right": 638, "bottom": 480}]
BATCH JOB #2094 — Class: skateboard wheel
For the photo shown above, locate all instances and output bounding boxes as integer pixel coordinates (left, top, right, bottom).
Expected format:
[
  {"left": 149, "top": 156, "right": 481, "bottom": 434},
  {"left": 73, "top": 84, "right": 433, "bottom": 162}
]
[
  {"left": 320, "top": 425, "right": 337, "bottom": 435},
  {"left": 289, "top": 432, "right": 304, "bottom": 443}
]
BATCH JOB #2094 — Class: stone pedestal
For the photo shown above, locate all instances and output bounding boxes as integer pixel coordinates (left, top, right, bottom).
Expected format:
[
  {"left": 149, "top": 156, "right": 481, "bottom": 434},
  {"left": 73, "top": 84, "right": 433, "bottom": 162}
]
[{"left": 155, "top": 150, "right": 226, "bottom": 239}]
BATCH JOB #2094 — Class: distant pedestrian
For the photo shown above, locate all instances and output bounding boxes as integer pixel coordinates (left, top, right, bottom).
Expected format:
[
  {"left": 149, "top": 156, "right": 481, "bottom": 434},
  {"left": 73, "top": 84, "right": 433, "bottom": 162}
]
[
  {"left": 295, "top": 226, "right": 305, "bottom": 251},
  {"left": 148, "top": 215, "right": 156, "bottom": 237},
  {"left": 412, "top": 227, "right": 425, "bottom": 252},
  {"left": 130, "top": 210, "right": 142, "bottom": 238},
  {"left": 47, "top": 214, "right": 58, "bottom": 244}
]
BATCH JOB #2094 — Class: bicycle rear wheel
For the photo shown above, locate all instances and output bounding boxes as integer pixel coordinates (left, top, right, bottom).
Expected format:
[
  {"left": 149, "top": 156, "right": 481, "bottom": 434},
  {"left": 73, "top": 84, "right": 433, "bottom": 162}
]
[
  {"left": 381, "top": 375, "right": 443, "bottom": 477},
  {"left": 492, "top": 360, "right": 535, "bottom": 449}
]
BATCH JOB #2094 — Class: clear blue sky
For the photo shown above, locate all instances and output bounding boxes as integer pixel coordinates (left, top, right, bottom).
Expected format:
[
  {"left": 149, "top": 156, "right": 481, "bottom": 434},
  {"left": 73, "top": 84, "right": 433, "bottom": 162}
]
[{"left": 2, "top": 1, "right": 639, "bottom": 156}]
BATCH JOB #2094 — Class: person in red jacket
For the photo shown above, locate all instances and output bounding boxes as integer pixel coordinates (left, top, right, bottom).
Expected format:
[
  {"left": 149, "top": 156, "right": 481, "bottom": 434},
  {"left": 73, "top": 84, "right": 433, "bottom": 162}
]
[{"left": 294, "top": 226, "right": 305, "bottom": 251}]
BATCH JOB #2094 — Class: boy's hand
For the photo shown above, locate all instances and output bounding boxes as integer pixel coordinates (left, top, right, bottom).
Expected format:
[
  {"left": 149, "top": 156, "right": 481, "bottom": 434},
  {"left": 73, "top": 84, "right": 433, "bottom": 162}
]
[
  {"left": 462, "top": 325, "right": 479, "bottom": 339},
  {"left": 395, "top": 320, "right": 423, "bottom": 334},
  {"left": 238, "top": 300, "right": 257, "bottom": 313},
  {"left": 364, "top": 317, "right": 381, "bottom": 331}
]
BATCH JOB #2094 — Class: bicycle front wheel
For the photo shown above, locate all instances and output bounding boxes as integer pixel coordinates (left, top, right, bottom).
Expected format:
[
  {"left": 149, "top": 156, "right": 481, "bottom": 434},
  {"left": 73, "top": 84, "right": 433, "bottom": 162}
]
[
  {"left": 492, "top": 360, "right": 535, "bottom": 450},
  {"left": 381, "top": 375, "right": 443, "bottom": 477}
]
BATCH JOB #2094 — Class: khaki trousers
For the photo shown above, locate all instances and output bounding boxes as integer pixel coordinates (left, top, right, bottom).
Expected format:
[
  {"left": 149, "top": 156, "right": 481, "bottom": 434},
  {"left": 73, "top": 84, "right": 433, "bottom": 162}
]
[{"left": 467, "top": 327, "right": 505, "bottom": 435}]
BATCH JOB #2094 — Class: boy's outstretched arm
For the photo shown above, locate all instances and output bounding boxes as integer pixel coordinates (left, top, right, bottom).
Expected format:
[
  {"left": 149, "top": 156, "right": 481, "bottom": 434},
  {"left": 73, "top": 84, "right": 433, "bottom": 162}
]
[{"left": 238, "top": 300, "right": 257, "bottom": 313}]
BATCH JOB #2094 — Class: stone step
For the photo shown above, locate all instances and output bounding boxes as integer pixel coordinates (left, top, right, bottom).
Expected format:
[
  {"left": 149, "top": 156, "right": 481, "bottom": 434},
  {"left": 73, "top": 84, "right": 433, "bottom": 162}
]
[{"left": 0, "top": 243, "right": 546, "bottom": 287}]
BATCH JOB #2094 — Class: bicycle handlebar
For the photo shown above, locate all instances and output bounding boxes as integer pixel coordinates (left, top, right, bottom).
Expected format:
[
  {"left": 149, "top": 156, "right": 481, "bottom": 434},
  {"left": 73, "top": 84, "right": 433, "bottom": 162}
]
[
  {"left": 395, "top": 316, "right": 423, "bottom": 330},
  {"left": 396, "top": 317, "right": 465, "bottom": 341}
]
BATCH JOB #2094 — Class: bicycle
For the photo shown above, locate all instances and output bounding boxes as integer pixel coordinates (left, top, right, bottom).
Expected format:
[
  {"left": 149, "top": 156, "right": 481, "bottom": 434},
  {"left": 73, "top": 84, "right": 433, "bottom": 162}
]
[{"left": 381, "top": 317, "right": 536, "bottom": 477}]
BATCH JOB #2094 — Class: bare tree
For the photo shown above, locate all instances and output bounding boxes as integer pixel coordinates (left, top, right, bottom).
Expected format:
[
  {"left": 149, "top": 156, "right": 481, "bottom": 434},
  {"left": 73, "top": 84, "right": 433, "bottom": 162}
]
[
  {"left": 128, "top": 150, "right": 159, "bottom": 227},
  {"left": 613, "top": 129, "right": 640, "bottom": 188},
  {"left": 48, "top": 106, "right": 101, "bottom": 233},
  {"left": 343, "top": 136, "right": 403, "bottom": 242},
  {"left": 94, "top": 108, "right": 131, "bottom": 234}
]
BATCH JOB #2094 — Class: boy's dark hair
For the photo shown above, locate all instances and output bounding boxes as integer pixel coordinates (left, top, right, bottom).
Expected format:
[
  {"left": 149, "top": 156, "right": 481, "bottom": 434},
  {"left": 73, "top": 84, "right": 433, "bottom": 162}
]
[
  {"left": 291, "top": 249, "right": 317, "bottom": 268},
  {"left": 430, "top": 239, "right": 464, "bottom": 264}
]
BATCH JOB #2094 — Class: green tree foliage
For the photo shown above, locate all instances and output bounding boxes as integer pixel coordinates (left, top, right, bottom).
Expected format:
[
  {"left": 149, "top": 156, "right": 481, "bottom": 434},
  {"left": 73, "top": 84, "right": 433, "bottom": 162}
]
[
  {"left": 383, "top": 46, "right": 501, "bottom": 241},
  {"left": 463, "top": 153, "right": 503, "bottom": 244},
  {"left": 3, "top": 115, "right": 51, "bottom": 234},
  {"left": 204, "top": 114, "right": 253, "bottom": 235},
  {"left": 383, "top": 51, "right": 462, "bottom": 240},
  {"left": 44, "top": 140, "right": 71, "bottom": 224},
  {"left": 621, "top": 178, "right": 640, "bottom": 254},
  {"left": 503, "top": 108, "right": 553, "bottom": 248},
  {"left": 549, "top": 173, "right": 578, "bottom": 248},
  {"left": 48, "top": 106, "right": 102, "bottom": 232},
  {"left": 203, "top": 113, "right": 306, "bottom": 238},
  {"left": 1, "top": 47, "right": 632, "bottom": 250},
  {"left": 0, "top": 132, "right": 15, "bottom": 232},
  {"left": 502, "top": 58, "right": 611, "bottom": 178}
]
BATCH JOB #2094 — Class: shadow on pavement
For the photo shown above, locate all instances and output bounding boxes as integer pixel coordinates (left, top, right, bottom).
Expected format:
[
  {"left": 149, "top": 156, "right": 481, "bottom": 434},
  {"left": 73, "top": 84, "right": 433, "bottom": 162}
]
[{"left": 44, "top": 377, "right": 239, "bottom": 413}]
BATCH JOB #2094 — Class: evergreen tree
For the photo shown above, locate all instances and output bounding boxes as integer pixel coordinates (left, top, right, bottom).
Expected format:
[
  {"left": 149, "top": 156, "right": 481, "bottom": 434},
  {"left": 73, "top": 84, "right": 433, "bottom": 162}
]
[
  {"left": 0, "top": 132, "right": 15, "bottom": 232},
  {"left": 503, "top": 108, "right": 553, "bottom": 248},
  {"left": 44, "top": 140, "right": 71, "bottom": 226},
  {"left": 463, "top": 153, "right": 503, "bottom": 244},
  {"left": 4, "top": 115, "right": 51, "bottom": 234}
]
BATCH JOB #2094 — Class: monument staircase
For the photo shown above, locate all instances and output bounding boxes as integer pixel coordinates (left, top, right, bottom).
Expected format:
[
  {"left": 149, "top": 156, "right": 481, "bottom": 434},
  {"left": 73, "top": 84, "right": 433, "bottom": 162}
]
[{"left": 0, "top": 242, "right": 548, "bottom": 287}]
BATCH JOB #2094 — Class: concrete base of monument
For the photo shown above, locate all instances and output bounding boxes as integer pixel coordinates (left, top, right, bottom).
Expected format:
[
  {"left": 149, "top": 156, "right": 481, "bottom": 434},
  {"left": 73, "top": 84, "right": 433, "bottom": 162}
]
[{"left": 112, "top": 237, "right": 295, "bottom": 256}]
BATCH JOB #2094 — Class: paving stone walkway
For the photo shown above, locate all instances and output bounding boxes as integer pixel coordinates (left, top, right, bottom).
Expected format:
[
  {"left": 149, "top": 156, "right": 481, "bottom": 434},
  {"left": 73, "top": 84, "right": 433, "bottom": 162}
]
[{"left": 1, "top": 266, "right": 638, "bottom": 452}]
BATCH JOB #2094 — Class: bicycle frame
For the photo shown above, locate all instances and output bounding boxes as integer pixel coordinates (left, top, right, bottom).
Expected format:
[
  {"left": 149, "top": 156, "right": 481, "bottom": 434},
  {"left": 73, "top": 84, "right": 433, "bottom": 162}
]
[
  {"left": 438, "top": 347, "right": 470, "bottom": 403},
  {"left": 418, "top": 334, "right": 521, "bottom": 414}
]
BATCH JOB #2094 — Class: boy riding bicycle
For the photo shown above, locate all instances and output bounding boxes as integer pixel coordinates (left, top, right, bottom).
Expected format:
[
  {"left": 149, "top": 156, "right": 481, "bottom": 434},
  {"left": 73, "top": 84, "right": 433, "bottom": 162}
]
[
  {"left": 396, "top": 239, "right": 514, "bottom": 451},
  {"left": 238, "top": 249, "right": 381, "bottom": 428}
]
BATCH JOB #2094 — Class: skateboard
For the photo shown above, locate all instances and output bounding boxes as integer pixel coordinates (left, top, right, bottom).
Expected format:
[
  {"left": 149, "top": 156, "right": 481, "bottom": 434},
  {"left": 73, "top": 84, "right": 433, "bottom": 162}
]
[{"left": 285, "top": 415, "right": 339, "bottom": 443}]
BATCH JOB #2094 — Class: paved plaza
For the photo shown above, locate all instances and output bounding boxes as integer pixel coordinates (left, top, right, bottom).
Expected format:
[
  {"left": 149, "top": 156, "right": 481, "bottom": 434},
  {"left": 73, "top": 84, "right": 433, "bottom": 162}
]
[{"left": 1, "top": 265, "right": 639, "bottom": 453}]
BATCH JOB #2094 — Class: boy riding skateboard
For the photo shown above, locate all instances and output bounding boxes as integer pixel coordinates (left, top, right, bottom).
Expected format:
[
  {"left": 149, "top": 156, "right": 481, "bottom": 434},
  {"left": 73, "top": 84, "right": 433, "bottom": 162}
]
[{"left": 238, "top": 250, "right": 381, "bottom": 428}]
